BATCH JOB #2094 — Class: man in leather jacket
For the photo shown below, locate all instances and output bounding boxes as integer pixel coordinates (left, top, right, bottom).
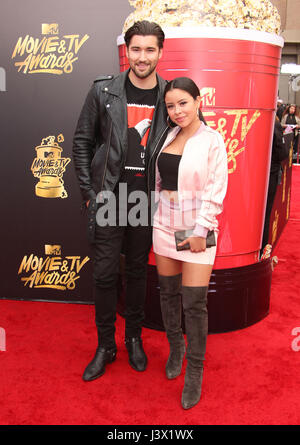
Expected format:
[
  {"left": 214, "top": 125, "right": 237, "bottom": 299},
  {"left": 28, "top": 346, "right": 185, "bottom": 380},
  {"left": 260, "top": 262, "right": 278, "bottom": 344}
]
[{"left": 73, "top": 21, "right": 168, "bottom": 381}]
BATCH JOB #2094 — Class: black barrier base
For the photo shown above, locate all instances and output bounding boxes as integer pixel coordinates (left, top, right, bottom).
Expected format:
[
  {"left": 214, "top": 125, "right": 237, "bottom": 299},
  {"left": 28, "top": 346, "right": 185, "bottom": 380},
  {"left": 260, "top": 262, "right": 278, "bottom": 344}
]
[{"left": 117, "top": 258, "right": 272, "bottom": 334}]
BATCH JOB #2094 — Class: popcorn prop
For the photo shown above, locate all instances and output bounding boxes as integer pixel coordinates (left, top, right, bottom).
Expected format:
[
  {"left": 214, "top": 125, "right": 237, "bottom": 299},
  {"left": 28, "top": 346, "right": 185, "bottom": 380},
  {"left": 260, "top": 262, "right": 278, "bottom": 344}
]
[{"left": 123, "top": 0, "right": 281, "bottom": 35}]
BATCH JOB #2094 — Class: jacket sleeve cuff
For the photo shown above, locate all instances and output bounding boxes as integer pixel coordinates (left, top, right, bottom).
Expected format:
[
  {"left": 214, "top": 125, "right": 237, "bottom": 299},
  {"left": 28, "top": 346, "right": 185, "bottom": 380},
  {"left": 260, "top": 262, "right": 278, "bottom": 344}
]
[
  {"left": 83, "top": 189, "right": 97, "bottom": 202},
  {"left": 193, "top": 224, "right": 209, "bottom": 238}
]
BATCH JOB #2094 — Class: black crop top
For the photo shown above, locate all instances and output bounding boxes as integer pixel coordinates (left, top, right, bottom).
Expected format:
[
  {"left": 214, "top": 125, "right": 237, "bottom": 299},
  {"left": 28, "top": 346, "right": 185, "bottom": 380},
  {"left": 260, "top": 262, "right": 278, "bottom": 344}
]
[{"left": 157, "top": 152, "right": 182, "bottom": 191}]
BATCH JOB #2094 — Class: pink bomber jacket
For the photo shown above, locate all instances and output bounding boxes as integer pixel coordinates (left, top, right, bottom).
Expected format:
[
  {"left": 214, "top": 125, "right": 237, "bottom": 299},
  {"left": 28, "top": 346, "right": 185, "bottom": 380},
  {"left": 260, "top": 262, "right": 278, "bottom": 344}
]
[{"left": 155, "top": 122, "right": 228, "bottom": 237}]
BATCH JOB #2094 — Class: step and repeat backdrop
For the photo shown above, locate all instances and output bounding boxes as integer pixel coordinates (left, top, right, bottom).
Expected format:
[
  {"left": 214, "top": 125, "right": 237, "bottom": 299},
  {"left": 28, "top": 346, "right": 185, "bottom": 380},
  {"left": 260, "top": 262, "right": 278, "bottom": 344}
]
[
  {"left": 0, "top": 0, "right": 133, "bottom": 303},
  {"left": 0, "top": 0, "right": 291, "bottom": 307}
]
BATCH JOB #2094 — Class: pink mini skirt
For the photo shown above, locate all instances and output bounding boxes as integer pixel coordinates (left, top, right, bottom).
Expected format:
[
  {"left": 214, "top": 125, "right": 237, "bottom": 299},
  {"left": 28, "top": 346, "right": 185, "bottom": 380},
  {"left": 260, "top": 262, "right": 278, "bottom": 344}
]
[{"left": 153, "top": 194, "right": 217, "bottom": 265}]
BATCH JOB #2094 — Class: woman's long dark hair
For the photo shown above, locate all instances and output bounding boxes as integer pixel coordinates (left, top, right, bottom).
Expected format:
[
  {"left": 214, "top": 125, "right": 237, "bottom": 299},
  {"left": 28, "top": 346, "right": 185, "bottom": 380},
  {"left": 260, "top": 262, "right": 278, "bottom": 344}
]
[
  {"left": 164, "top": 77, "right": 207, "bottom": 125},
  {"left": 282, "top": 104, "right": 300, "bottom": 118}
]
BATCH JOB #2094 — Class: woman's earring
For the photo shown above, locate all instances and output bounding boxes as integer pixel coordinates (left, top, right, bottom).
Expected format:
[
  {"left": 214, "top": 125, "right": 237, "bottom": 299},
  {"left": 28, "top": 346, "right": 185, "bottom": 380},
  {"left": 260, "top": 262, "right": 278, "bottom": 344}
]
[
  {"left": 167, "top": 115, "right": 174, "bottom": 128},
  {"left": 198, "top": 108, "right": 206, "bottom": 125}
]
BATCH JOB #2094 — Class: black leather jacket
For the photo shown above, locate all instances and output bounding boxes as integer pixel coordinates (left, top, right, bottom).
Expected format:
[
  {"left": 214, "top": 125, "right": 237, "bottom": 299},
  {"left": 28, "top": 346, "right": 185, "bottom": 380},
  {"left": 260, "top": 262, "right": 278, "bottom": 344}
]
[{"left": 73, "top": 69, "right": 168, "bottom": 203}]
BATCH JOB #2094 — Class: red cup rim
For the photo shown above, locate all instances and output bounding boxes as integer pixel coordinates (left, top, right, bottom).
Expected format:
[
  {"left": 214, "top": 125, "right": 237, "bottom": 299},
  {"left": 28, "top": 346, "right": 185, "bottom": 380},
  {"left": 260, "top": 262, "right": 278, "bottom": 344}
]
[{"left": 117, "top": 26, "right": 284, "bottom": 48}]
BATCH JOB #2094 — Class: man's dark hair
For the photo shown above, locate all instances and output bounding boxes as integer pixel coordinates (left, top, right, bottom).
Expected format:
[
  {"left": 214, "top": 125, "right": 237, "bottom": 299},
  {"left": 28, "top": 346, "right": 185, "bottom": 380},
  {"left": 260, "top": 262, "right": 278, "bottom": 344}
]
[{"left": 124, "top": 20, "right": 165, "bottom": 49}]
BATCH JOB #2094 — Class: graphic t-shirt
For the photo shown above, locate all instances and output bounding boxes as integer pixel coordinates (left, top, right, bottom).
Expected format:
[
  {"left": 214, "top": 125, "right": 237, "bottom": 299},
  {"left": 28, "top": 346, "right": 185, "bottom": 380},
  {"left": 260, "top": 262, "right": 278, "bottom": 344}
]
[{"left": 120, "top": 77, "right": 158, "bottom": 194}]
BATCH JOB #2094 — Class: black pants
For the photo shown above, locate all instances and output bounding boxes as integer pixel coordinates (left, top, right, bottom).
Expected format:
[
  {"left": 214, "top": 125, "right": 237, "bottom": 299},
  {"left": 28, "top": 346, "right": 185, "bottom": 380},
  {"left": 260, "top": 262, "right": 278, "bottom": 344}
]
[
  {"left": 293, "top": 134, "right": 299, "bottom": 154},
  {"left": 91, "top": 203, "right": 152, "bottom": 349}
]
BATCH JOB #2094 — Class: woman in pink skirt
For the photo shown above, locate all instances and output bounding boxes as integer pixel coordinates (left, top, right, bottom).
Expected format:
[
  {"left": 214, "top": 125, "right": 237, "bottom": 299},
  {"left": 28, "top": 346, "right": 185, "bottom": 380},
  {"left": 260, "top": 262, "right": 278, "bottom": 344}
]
[{"left": 153, "top": 77, "right": 228, "bottom": 409}]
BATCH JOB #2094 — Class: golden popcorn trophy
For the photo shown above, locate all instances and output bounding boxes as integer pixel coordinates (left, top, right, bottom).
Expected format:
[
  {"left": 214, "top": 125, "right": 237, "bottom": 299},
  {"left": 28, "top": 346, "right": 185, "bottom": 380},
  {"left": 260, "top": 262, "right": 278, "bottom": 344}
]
[{"left": 31, "top": 134, "right": 71, "bottom": 198}]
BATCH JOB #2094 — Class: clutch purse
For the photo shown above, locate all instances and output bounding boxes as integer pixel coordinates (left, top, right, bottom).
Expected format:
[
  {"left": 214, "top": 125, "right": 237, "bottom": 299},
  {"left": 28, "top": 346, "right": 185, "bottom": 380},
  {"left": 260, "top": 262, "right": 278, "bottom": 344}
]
[{"left": 174, "top": 229, "right": 216, "bottom": 251}]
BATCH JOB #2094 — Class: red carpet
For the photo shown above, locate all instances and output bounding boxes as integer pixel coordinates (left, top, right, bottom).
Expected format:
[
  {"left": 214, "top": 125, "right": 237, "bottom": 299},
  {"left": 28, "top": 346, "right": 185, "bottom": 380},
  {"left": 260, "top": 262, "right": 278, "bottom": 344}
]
[{"left": 1, "top": 167, "right": 300, "bottom": 426}]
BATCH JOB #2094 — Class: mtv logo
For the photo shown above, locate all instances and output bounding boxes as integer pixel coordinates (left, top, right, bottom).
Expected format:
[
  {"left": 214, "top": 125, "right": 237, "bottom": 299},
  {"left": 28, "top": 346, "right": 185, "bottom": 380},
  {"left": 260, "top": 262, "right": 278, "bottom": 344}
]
[
  {"left": 44, "top": 151, "right": 55, "bottom": 159},
  {"left": 42, "top": 23, "right": 59, "bottom": 35},
  {"left": 0, "top": 67, "right": 6, "bottom": 92},
  {"left": 200, "top": 87, "right": 215, "bottom": 107},
  {"left": 45, "top": 245, "right": 62, "bottom": 256}
]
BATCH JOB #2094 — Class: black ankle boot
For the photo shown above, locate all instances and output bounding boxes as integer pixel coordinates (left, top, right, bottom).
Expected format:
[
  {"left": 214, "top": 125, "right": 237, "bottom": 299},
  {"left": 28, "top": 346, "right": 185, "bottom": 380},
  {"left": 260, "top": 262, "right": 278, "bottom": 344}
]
[
  {"left": 82, "top": 347, "right": 117, "bottom": 381},
  {"left": 158, "top": 274, "right": 185, "bottom": 379},
  {"left": 181, "top": 285, "right": 208, "bottom": 409},
  {"left": 125, "top": 337, "right": 147, "bottom": 371}
]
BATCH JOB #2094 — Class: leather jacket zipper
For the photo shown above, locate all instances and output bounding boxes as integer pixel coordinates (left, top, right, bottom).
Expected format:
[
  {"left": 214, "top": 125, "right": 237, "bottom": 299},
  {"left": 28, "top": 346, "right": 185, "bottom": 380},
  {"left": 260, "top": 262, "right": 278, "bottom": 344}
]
[{"left": 98, "top": 119, "right": 113, "bottom": 202}]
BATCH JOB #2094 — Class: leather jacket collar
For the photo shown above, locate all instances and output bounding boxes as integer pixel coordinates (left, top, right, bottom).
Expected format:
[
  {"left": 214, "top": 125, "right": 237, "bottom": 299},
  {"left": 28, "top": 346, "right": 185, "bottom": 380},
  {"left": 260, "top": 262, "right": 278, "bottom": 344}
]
[{"left": 99, "top": 69, "right": 166, "bottom": 98}]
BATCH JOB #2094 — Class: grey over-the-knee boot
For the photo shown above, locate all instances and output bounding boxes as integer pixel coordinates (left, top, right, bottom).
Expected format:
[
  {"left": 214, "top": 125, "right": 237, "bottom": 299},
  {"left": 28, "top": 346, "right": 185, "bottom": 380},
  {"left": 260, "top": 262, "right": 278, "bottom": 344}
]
[
  {"left": 181, "top": 285, "right": 208, "bottom": 409},
  {"left": 158, "top": 274, "right": 186, "bottom": 379}
]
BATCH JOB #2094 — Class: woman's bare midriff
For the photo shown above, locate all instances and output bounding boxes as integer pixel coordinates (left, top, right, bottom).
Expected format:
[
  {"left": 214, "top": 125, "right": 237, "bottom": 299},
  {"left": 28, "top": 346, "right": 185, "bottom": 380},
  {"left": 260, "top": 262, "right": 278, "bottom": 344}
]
[{"left": 161, "top": 189, "right": 179, "bottom": 203}]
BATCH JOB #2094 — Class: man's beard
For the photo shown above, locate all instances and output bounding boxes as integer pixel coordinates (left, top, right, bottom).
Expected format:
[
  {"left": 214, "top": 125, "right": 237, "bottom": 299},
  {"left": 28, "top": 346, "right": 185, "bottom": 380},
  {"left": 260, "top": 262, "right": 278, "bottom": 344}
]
[{"left": 130, "top": 62, "right": 157, "bottom": 79}]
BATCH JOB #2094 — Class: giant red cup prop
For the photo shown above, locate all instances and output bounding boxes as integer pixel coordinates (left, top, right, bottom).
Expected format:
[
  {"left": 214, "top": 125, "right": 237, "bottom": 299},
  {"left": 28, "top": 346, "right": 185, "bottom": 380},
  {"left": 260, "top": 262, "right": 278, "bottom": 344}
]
[
  {"left": 118, "top": 28, "right": 284, "bottom": 269},
  {"left": 117, "top": 28, "right": 284, "bottom": 332}
]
